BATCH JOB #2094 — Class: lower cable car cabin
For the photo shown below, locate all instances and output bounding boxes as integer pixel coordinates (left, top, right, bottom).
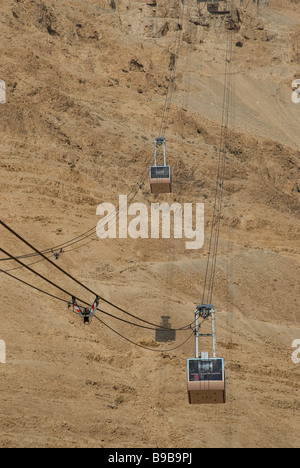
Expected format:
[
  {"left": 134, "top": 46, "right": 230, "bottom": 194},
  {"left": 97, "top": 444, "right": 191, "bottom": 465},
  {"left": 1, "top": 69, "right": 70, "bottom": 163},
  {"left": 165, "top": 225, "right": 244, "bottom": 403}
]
[
  {"left": 150, "top": 166, "right": 172, "bottom": 194},
  {"left": 187, "top": 357, "right": 226, "bottom": 404}
]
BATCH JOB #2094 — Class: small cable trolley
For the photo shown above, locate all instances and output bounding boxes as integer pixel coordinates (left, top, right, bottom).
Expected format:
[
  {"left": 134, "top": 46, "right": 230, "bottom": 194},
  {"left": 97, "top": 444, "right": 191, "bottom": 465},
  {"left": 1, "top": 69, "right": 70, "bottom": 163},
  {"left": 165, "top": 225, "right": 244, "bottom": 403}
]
[{"left": 69, "top": 296, "right": 99, "bottom": 325}]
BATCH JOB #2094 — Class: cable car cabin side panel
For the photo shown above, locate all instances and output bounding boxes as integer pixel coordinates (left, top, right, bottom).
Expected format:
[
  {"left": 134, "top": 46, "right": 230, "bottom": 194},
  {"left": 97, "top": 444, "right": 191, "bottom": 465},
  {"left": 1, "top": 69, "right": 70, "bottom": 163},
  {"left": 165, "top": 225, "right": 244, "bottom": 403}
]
[
  {"left": 188, "top": 389, "right": 225, "bottom": 405},
  {"left": 150, "top": 180, "right": 172, "bottom": 194},
  {"left": 187, "top": 358, "right": 226, "bottom": 405}
]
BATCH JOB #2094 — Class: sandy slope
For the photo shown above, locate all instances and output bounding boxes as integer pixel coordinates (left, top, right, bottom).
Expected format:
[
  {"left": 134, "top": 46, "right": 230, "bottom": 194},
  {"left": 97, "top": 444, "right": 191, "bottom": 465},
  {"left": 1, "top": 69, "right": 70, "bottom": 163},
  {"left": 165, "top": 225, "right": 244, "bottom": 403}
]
[{"left": 0, "top": 0, "right": 299, "bottom": 448}]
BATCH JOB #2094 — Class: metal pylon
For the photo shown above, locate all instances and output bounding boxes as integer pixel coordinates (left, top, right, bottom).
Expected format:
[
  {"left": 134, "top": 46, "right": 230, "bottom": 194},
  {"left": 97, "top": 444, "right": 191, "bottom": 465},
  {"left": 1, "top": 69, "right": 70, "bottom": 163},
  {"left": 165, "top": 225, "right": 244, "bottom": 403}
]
[
  {"left": 194, "top": 304, "right": 217, "bottom": 358},
  {"left": 154, "top": 137, "right": 167, "bottom": 167}
]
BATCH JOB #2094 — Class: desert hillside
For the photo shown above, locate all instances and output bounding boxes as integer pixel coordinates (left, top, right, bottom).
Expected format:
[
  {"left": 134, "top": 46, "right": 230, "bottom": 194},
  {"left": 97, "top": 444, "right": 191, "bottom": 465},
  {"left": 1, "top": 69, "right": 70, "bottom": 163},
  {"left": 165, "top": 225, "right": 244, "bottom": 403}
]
[{"left": 0, "top": 0, "right": 299, "bottom": 448}]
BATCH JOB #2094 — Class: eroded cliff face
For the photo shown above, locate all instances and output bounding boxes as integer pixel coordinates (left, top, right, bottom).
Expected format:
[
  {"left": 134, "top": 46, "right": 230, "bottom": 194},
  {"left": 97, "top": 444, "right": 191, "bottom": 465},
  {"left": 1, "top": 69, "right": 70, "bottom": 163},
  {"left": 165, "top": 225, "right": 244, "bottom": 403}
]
[{"left": 0, "top": 0, "right": 299, "bottom": 448}]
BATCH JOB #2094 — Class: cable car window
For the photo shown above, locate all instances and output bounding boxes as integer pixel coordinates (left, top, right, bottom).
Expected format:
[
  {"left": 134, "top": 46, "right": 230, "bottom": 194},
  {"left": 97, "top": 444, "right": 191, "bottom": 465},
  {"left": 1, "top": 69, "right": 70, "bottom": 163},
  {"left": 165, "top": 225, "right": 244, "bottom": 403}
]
[
  {"left": 188, "top": 359, "right": 223, "bottom": 382},
  {"left": 150, "top": 167, "right": 170, "bottom": 179}
]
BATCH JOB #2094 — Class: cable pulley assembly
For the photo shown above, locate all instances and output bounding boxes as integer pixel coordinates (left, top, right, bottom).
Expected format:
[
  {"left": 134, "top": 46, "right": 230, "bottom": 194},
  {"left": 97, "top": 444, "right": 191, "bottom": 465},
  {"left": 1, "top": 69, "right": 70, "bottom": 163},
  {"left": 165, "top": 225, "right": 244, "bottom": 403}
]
[
  {"left": 69, "top": 296, "right": 100, "bottom": 325},
  {"left": 51, "top": 248, "right": 64, "bottom": 260}
]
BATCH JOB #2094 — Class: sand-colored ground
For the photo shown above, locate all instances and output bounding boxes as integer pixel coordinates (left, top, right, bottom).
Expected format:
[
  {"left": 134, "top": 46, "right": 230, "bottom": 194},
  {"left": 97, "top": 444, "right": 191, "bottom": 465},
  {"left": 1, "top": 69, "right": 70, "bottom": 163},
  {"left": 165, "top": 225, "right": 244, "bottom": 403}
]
[{"left": 0, "top": 0, "right": 299, "bottom": 448}]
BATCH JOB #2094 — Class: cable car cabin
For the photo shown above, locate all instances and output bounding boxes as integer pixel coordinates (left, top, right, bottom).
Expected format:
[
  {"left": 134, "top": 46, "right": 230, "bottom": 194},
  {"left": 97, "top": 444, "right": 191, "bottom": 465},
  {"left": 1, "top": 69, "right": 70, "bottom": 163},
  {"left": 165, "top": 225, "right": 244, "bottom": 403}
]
[
  {"left": 187, "top": 358, "right": 226, "bottom": 404},
  {"left": 207, "top": 2, "right": 219, "bottom": 13},
  {"left": 198, "top": 0, "right": 230, "bottom": 15},
  {"left": 207, "top": 3, "right": 230, "bottom": 14},
  {"left": 150, "top": 166, "right": 172, "bottom": 194},
  {"left": 150, "top": 137, "right": 172, "bottom": 194}
]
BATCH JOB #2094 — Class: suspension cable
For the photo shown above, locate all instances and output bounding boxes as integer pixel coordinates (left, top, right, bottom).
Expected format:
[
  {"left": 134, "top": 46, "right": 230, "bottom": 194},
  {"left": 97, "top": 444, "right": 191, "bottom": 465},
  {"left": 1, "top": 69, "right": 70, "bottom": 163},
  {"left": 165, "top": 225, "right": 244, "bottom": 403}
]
[
  {"left": 94, "top": 315, "right": 195, "bottom": 353},
  {"left": 1, "top": 268, "right": 68, "bottom": 304},
  {"left": 201, "top": 6, "right": 234, "bottom": 305},
  {"left": 159, "top": 0, "right": 185, "bottom": 138},
  {"left": 0, "top": 221, "right": 195, "bottom": 331}
]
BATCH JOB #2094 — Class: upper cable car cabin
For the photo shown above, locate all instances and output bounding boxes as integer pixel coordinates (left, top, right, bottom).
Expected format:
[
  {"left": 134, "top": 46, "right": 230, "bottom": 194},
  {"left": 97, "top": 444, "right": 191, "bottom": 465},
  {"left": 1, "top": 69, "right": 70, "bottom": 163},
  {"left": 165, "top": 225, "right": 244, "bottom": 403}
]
[
  {"left": 150, "top": 166, "right": 171, "bottom": 194},
  {"left": 198, "top": 0, "right": 230, "bottom": 15},
  {"left": 187, "top": 357, "right": 226, "bottom": 404},
  {"left": 150, "top": 137, "right": 172, "bottom": 194}
]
